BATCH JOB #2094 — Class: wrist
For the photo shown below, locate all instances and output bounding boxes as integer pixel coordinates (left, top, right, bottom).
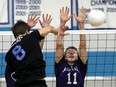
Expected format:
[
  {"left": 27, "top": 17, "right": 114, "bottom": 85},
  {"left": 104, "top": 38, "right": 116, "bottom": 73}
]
[
  {"left": 78, "top": 23, "right": 85, "bottom": 30},
  {"left": 50, "top": 28, "right": 58, "bottom": 35},
  {"left": 60, "top": 22, "right": 66, "bottom": 27},
  {"left": 58, "top": 26, "right": 65, "bottom": 35}
]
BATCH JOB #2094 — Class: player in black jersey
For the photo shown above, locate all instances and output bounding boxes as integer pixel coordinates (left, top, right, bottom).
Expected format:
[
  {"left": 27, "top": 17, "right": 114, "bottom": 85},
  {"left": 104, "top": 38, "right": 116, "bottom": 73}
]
[
  {"left": 5, "top": 14, "right": 57, "bottom": 87},
  {"left": 5, "top": 14, "right": 40, "bottom": 87},
  {"left": 55, "top": 7, "right": 87, "bottom": 87}
]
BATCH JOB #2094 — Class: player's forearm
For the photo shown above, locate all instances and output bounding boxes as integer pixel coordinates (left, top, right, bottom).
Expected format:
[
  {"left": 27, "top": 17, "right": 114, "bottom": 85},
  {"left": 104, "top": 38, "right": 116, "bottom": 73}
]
[
  {"left": 79, "top": 22, "right": 86, "bottom": 48},
  {"left": 39, "top": 27, "right": 57, "bottom": 36},
  {"left": 79, "top": 35, "right": 87, "bottom": 64},
  {"left": 78, "top": 22, "right": 84, "bottom": 30},
  {"left": 55, "top": 43, "right": 64, "bottom": 63},
  {"left": 50, "top": 28, "right": 58, "bottom": 35},
  {"left": 56, "top": 35, "right": 64, "bottom": 45},
  {"left": 56, "top": 35, "right": 64, "bottom": 63},
  {"left": 80, "top": 34, "right": 86, "bottom": 49},
  {"left": 80, "top": 33, "right": 87, "bottom": 63},
  {"left": 39, "top": 28, "right": 51, "bottom": 36},
  {"left": 79, "top": 22, "right": 87, "bottom": 64},
  {"left": 78, "top": 22, "right": 86, "bottom": 46}
]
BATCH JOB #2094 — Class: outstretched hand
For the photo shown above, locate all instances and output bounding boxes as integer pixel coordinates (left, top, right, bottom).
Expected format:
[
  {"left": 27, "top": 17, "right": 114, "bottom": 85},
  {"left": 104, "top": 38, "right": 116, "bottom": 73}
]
[
  {"left": 58, "top": 7, "right": 71, "bottom": 36},
  {"left": 74, "top": 7, "right": 86, "bottom": 24},
  {"left": 39, "top": 14, "right": 52, "bottom": 28},
  {"left": 27, "top": 14, "right": 39, "bottom": 28},
  {"left": 60, "top": 7, "right": 71, "bottom": 26}
]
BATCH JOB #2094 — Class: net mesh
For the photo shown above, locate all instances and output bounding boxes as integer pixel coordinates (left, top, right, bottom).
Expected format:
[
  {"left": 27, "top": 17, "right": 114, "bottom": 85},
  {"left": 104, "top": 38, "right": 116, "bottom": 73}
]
[{"left": 0, "top": 30, "right": 116, "bottom": 87}]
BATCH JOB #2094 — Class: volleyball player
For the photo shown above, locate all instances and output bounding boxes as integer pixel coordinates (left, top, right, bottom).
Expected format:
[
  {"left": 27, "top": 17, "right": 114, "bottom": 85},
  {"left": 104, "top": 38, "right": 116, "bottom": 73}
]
[
  {"left": 5, "top": 14, "right": 57, "bottom": 87},
  {"left": 55, "top": 7, "right": 87, "bottom": 87},
  {"left": 5, "top": 14, "right": 40, "bottom": 87}
]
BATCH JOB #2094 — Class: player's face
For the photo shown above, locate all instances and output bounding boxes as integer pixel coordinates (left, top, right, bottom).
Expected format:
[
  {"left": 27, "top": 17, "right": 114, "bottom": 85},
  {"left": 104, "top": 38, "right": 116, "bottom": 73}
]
[{"left": 65, "top": 48, "right": 78, "bottom": 63}]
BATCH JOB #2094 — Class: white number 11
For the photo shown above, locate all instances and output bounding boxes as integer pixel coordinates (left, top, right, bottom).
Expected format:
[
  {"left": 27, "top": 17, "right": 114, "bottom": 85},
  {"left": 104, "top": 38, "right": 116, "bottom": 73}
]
[{"left": 67, "top": 72, "right": 77, "bottom": 84}]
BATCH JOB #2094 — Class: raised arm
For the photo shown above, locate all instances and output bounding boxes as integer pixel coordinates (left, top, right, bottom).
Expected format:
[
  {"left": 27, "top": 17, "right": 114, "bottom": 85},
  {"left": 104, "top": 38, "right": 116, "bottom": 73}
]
[
  {"left": 55, "top": 7, "right": 71, "bottom": 63},
  {"left": 74, "top": 7, "right": 87, "bottom": 64},
  {"left": 39, "top": 14, "right": 52, "bottom": 49}
]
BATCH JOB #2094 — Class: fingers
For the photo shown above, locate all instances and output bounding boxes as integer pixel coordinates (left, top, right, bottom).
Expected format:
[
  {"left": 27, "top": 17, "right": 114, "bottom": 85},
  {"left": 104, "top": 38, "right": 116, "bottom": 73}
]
[
  {"left": 48, "top": 15, "right": 52, "bottom": 23},
  {"left": 34, "top": 17, "right": 40, "bottom": 23},
  {"left": 42, "top": 14, "right": 45, "bottom": 21},
  {"left": 74, "top": 7, "right": 87, "bottom": 16},
  {"left": 39, "top": 20, "right": 42, "bottom": 26},
  {"left": 60, "top": 7, "right": 64, "bottom": 14},
  {"left": 28, "top": 14, "right": 40, "bottom": 22},
  {"left": 46, "top": 14, "right": 48, "bottom": 20},
  {"left": 60, "top": 7, "right": 69, "bottom": 14},
  {"left": 80, "top": 7, "right": 87, "bottom": 19},
  {"left": 27, "top": 14, "right": 40, "bottom": 28},
  {"left": 46, "top": 14, "right": 52, "bottom": 22},
  {"left": 79, "top": 7, "right": 87, "bottom": 15},
  {"left": 73, "top": 13, "right": 78, "bottom": 20},
  {"left": 39, "top": 14, "right": 52, "bottom": 28},
  {"left": 32, "top": 15, "right": 37, "bottom": 20},
  {"left": 65, "top": 7, "right": 69, "bottom": 14},
  {"left": 42, "top": 14, "right": 52, "bottom": 22},
  {"left": 60, "top": 7, "right": 70, "bottom": 15}
]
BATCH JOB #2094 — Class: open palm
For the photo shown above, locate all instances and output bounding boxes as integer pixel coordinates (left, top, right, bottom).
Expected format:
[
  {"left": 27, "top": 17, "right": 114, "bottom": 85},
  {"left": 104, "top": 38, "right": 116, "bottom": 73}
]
[
  {"left": 39, "top": 14, "right": 52, "bottom": 28},
  {"left": 27, "top": 15, "right": 39, "bottom": 28},
  {"left": 60, "top": 7, "right": 71, "bottom": 23},
  {"left": 74, "top": 7, "right": 86, "bottom": 23}
]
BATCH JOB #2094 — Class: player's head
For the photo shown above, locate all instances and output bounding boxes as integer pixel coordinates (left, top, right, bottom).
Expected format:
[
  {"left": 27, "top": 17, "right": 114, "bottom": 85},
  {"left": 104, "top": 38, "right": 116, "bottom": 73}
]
[
  {"left": 11, "top": 20, "right": 31, "bottom": 38},
  {"left": 64, "top": 46, "right": 79, "bottom": 63}
]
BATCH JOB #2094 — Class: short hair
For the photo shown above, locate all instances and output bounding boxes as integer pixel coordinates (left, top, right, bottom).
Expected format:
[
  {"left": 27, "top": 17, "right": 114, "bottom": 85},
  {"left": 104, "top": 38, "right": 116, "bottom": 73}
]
[
  {"left": 64, "top": 46, "right": 79, "bottom": 57},
  {"left": 65, "top": 46, "right": 77, "bottom": 52},
  {"left": 11, "top": 20, "right": 30, "bottom": 38}
]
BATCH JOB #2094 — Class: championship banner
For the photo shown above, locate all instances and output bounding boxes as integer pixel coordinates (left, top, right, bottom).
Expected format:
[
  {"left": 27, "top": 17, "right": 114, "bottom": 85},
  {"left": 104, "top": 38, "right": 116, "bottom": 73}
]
[
  {"left": 0, "top": 0, "right": 9, "bottom": 24},
  {"left": 78, "top": 0, "right": 116, "bottom": 29},
  {"left": 13, "top": 0, "right": 71, "bottom": 29}
]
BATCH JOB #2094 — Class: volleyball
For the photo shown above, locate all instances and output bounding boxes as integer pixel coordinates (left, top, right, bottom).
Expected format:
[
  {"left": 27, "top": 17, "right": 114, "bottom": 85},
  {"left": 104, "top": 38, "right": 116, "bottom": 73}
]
[{"left": 88, "top": 9, "right": 106, "bottom": 27}]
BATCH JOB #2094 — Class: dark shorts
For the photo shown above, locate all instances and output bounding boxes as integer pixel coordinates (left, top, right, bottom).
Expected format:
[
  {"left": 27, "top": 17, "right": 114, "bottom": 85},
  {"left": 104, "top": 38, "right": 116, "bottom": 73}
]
[{"left": 16, "top": 80, "right": 47, "bottom": 87}]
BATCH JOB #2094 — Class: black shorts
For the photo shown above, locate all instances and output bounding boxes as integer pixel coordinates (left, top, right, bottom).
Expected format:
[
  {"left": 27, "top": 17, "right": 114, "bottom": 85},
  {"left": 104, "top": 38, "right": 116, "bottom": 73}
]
[{"left": 16, "top": 80, "right": 47, "bottom": 87}]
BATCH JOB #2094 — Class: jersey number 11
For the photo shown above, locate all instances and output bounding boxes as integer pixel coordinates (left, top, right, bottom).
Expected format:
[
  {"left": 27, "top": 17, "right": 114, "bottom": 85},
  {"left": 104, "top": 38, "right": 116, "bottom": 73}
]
[{"left": 67, "top": 72, "right": 77, "bottom": 84}]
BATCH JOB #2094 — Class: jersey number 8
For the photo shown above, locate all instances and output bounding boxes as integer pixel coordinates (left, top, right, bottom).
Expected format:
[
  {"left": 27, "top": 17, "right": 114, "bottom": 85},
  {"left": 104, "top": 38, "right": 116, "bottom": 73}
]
[{"left": 12, "top": 45, "right": 26, "bottom": 61}]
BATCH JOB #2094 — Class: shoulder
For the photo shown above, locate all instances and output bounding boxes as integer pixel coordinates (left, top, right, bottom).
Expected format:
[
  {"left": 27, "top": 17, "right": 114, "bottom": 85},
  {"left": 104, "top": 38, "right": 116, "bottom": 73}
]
[
  {"left": 77, "top": 57, "right": 87, "bottom": 65},
  {"left": 55, "top": 58, "right": 66, "bottom": 68},
  {"left": 76, "top": 57, "right": 88, "bottom": 72},
  {"left": 29, "top": 30, "right": 45, "bottom": 41},
  {"left": 76, "top": 57, "right": 88, "bottom": 68}
]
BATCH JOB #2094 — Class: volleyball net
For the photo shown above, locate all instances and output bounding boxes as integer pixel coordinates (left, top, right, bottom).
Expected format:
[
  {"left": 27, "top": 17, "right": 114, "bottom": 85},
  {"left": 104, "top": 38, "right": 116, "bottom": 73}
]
[{"left": 0, "top": 30, "right": 116, "bottom": 87}]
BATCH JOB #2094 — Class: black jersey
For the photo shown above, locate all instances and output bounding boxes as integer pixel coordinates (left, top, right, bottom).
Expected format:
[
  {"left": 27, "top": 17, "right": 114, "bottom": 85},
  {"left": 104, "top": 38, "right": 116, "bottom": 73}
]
[
  {"left": 55, "top": 57, "right": 87, "bottom": 87},
  {"left": 5, "top": 30, "right": 45, "bottom": 85}
]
